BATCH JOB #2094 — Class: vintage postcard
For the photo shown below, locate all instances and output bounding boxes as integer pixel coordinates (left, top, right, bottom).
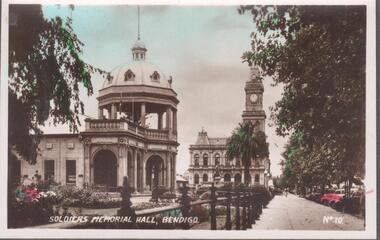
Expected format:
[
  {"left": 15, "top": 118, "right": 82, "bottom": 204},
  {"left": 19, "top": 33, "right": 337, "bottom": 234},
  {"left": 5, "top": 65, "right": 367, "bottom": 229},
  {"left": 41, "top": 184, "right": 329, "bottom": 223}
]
[{"left": 0, "top": 0, "right": 376, "bottom": 239}]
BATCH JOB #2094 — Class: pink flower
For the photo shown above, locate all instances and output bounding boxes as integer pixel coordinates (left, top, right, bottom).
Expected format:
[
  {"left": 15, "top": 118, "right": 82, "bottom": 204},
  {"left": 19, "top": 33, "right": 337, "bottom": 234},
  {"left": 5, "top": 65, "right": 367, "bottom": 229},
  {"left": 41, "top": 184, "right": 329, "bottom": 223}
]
[{"left": 25, "top": 187, "right": 40, "bottom": 202}]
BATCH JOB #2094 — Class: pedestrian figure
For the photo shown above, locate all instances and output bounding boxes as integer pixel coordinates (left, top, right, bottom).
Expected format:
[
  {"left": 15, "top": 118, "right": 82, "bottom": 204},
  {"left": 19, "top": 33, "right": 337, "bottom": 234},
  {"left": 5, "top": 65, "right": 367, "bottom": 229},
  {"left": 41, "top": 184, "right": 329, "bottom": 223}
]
[{"left": 284, "top": 188, "right": 288, "bottom": 197}]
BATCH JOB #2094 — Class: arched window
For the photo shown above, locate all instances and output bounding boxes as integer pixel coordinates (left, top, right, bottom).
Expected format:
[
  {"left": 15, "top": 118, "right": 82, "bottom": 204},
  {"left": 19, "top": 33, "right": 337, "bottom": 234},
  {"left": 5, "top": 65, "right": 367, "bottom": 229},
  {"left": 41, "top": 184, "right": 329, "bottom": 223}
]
[
  {"left": 203, "top": 154, "right": 208, "bottom": 166},
  {"left": 224, "top": 174, "right": 231, "bottom": 182},
  {"left": 254, "top": 160, "right": 260, "bottom": 168},
  {"left": 214, "top": 153, "right": 220, "bottom": 166},
  {"left": 247, "top": 173, "right": 251, "bottom": 185},
  {"left": 194, "top": 174, "right": 199, "bottom": 184},
  {"left": 124, "top": 69, "right": 135, "bottom": 81},
  {"left": 234, "top": 173, "right": 242, "bottom": 183},
  {"left": 107, "top": 73, "right": 113, "bottom": 83},
  {"left": 255, "top": 174, "right": 260, "bottom": 183},
  {"left": 203, "top": 174, "right": 208, "bottom": 183},
  {"left": 194, "top": 154, "right": 199, "bottom": 166},
  {"left": 236, "top": 158, "right": 241, "bottom": 167},
  {"left": 225, "top": 155, "right": 230, "bottom": 167},
  {"left": 151, "top": 71, "right": 160, "bottom": 82}
]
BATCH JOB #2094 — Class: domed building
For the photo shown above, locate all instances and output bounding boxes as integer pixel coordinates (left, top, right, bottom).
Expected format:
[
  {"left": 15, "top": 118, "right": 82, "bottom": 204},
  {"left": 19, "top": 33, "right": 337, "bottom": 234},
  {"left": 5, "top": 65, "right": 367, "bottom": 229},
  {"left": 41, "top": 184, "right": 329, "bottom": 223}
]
[{"left": 19, "top": 39, "right": 179, "bottom": 193}]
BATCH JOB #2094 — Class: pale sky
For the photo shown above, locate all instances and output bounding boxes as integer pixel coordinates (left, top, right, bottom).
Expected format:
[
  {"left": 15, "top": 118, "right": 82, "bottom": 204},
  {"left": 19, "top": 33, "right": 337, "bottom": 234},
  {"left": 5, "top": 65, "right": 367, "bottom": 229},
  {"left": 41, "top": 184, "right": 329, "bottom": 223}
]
[{"left": 41, "top": 5, "right": 288, "bottom": 176}]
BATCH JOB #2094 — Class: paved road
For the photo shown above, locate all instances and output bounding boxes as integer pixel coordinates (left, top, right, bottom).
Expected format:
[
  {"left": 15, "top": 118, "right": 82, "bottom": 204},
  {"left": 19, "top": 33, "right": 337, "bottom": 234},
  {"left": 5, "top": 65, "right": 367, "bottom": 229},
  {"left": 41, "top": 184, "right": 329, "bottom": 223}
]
[{"left": 251, "top": 194, "right": 365, "bottom": 230}]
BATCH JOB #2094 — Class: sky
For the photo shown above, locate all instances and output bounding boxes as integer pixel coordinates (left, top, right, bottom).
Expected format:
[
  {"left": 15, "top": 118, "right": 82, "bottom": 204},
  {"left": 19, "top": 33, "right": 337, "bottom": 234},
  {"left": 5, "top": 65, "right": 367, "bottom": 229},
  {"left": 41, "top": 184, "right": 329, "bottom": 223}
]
[{"left": 41, "top": 5, "right": 288, "bottom": 176}]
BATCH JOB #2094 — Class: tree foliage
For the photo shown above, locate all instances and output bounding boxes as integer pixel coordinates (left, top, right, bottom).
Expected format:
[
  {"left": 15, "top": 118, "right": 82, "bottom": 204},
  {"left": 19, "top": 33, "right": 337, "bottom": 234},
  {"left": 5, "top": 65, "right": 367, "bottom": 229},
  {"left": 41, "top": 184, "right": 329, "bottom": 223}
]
[
  {"left": 240, "top": 5, "right": 366, "bottom": 187},
  {"left": 9, "top": 5, "right": 107, "bottom": 163},
  {"left": 226, "top": 121, "right": 269, "bottom": 185}
]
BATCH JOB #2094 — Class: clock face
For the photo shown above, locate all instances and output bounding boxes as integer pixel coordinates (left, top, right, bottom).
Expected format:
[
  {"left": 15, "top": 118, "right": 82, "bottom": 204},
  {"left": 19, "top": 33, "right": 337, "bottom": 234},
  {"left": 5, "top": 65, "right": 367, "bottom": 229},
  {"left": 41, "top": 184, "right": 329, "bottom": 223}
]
[{"left": 250, "top": 94, "right": 258, "bottom": 103}]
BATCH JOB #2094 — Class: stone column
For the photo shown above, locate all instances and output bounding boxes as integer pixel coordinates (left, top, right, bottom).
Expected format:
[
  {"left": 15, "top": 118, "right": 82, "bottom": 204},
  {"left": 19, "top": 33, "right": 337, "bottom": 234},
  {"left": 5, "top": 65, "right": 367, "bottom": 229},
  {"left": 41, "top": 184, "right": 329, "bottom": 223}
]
[
  {"left": 123, "top": 151, "right": 128, "bottom": 177},
  {"left": 173, "top": 109, "right": 177, "bottom": 133},
  {"left": 166, "top": 107, "right": 172, "bottom": 130},
  {"left": 158, "top": 112, "right": 163, "bottom": 130},
  {"left": 134, "top": 149, "right": 138, "bottom": 192},
  {"left": 142, "top": 158, "right": 146, "bottom": 192},
  {"left": 172, "top": 155, "right": 176, "bottom": 189},
  {"left": 98, "top": 107, "right": 104, "bottom": 119},
  {"left": 140, "top": 103, "right": 146, "bottom": 127},
  {"left": 162, "top": 159, "right": 166, "bottom": 186},
  {"left": 111, "top": 104, "right": 117, "bottom": 119},
  {"left": 167, "top": 155, "right": 171, "bottom": 189},
  {"left": 83, "top": 140, "right": 91, "bottom": 187},
  {"left": 118, "top": 144, "right": 125, "bottom": 186}
]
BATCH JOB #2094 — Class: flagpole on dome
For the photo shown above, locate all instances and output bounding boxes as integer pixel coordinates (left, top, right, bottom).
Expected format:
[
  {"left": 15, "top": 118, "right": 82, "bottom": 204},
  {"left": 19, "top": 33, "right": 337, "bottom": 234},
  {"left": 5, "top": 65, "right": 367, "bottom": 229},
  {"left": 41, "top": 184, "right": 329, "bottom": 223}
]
[{"left": 137, "top": 5, "right": 140, "bottom": 40}]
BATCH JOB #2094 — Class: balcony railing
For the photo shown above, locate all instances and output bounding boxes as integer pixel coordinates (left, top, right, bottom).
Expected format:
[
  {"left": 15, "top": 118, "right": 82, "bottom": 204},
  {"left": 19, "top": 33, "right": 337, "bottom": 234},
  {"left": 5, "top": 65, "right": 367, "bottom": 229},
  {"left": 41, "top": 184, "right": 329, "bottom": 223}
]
[
  {"left": 85, "top": 119, "right": 172, "bottom": 141},
  {"left": 87, "top": 120, "right": 127, "bottom": 131},
  {"left": 145, "top": 129, "right": 169, "bottom": 140}
]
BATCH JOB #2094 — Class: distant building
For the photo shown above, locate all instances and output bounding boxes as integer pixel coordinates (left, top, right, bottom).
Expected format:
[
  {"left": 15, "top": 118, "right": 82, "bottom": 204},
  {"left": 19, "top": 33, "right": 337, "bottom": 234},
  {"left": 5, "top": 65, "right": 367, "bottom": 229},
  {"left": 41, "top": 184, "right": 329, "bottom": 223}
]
[
  {"left": 187, "top": 67, "right": 271, "bottom": 187},
  {"left": 176, "top": 173, "right": 189, "bottom": 189},
  {"left": 20, "top": 38, "right": 179, "bottom": 192}
]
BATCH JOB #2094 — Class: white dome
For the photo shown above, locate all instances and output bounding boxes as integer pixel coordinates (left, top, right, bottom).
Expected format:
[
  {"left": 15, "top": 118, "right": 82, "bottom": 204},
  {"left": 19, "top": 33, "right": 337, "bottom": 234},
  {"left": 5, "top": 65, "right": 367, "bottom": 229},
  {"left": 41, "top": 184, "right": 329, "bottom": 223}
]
[
  {"left": 103, "top": 61, "right": 170, "bottom": 89},
  {"left": 132, "top": 39, "right": 146, "bottom": 50}
]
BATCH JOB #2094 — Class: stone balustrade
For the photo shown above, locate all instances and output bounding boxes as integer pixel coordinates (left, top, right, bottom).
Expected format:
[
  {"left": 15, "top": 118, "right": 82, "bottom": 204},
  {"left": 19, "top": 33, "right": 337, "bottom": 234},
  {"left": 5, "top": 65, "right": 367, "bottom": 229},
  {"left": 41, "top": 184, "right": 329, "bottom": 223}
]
[
  {"left": 84, "top": 119, "right": 172, "bottom": 141},
  {"left": 86, "top": 119, "right": 127, "bottom": 131}
]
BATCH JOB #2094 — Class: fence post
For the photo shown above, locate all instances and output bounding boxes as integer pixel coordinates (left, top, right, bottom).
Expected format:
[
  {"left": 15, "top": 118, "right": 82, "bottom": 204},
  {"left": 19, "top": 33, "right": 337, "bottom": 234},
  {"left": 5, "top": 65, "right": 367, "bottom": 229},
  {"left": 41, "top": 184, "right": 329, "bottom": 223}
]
[
  {"left": 247, "top": 190, "right": 252, "bottom": 229},
  {"left": 242, "top": 189, "right": 247, "bottom": 230},
  {"left": 180, "top": 182, "right": 190, "bottom": 229},
  {"left": 226, "top": 188, "right": 232, "bottom": 230},
  {"left": 235, "top": 189, "right": 240, "bottom": 230},
  {"left": 117, "top": 176, "right": 136, "bottom": 228},
  {"left": 210, "top": 182, "right": 217, "bottom": 230},
  {"left": 259, "top": 193, "right": 263, "bottom": 215},
  {"left": 251, "top": 191, "right": 256, "bottom": 224}
]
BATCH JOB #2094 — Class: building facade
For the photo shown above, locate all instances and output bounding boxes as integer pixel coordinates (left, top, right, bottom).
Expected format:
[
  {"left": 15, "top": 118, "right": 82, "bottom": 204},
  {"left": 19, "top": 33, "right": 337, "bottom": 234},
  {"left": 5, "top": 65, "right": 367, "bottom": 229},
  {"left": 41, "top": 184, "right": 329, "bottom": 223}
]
[
  {"left": 187, "top": 67, "right": 271, "bottom": 187},
  {"left": 20, "top": 39, "right": 179, "bottom": 192}
]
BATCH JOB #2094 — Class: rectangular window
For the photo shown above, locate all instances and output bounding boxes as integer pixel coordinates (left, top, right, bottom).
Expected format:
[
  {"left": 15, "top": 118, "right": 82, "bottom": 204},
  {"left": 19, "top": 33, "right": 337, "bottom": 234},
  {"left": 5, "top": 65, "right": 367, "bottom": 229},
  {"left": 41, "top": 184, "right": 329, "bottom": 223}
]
[
  {"left": 66, "top": 160, "right": 76, "bottom": 184},
  {"left": 44, "top": 160, "right": 55, "bottom": 181}
]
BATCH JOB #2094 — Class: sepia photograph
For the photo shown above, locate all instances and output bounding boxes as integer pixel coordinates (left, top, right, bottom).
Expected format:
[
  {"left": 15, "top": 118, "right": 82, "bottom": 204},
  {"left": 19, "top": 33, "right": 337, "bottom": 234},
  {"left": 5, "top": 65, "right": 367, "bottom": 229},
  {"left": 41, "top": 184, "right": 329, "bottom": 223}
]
[{"left": 0, "top": 0, "right": 376, "bottom": 239}]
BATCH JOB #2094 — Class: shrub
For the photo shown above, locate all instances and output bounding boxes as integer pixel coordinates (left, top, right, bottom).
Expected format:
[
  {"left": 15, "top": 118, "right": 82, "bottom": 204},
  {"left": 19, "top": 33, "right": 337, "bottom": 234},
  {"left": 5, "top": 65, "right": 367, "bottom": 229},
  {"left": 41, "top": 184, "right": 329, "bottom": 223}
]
[
  {"left": 9, "top": 186, "right": 58, "bottom": 228},
  {"left": 160, "top": 191, "right": 176, "bottom": 200},
  {"left": 195, "top": 186, "right": 209, "bottom": 196},
  {"left": 53, "top": 185, "right": 122, "bottom": 209},
  {"left": 251, "top": 185, "right": 272, "bottom": 207}
]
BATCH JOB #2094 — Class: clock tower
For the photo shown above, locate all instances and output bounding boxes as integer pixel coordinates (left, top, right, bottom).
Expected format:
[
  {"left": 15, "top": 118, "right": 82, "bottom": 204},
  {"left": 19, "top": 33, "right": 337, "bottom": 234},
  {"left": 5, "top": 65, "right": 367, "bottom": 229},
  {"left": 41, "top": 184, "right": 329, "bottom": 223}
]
[{"left": 242, "top": 66, "right": 266, "bottom": 132}]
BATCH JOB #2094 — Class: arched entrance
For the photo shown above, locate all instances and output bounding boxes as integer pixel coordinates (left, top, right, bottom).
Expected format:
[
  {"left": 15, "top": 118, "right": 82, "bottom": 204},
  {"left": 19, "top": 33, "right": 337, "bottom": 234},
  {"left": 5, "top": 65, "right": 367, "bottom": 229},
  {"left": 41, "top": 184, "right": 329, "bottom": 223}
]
[
  {"left": 146, "top": 155, "right": 164, "bottom": 190},
  {"left": 93, "top": 149, "right": 118, "bottom": 188}
]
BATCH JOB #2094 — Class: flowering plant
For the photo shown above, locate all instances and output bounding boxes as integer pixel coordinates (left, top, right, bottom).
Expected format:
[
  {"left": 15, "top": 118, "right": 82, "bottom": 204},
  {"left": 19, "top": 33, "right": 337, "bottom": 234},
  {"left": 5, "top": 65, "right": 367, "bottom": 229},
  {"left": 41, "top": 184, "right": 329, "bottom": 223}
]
[
  {"left": 10, "top": 186, "right": 59, "bottom": 228},
  {"left": 15, "top": 187, "right": 57, "bottom": 203}
]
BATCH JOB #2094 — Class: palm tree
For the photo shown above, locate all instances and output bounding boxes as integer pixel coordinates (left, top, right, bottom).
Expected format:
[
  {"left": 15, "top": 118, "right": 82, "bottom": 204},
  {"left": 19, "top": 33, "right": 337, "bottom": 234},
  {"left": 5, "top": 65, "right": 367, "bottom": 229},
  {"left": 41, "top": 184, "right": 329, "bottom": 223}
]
[{"left": 226, "top": 121, "right": 269, "bottom": 186}]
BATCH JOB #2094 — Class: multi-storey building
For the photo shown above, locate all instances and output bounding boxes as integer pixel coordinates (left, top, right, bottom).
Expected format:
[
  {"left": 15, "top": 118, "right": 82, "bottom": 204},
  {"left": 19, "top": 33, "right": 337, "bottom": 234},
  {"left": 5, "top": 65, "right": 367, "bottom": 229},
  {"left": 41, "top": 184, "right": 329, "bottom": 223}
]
[{"left": 187, "top": 67, "right": 271, "bottom": 187}]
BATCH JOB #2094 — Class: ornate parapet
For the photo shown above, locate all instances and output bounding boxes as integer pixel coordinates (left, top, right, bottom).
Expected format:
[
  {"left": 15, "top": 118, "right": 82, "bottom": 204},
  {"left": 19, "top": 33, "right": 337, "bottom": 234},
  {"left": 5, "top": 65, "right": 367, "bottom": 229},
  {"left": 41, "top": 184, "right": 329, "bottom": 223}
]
[{"left": 84, "top": 118, "right": 175, "bottom": 141}]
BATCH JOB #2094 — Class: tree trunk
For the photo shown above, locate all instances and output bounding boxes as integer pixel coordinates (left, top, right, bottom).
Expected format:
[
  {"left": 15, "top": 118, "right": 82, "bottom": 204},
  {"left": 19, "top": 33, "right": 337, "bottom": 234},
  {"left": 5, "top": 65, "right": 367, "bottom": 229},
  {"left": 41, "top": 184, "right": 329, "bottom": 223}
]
[{"left": 244, "top": 158, "right": 250, "bottom": 187}]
